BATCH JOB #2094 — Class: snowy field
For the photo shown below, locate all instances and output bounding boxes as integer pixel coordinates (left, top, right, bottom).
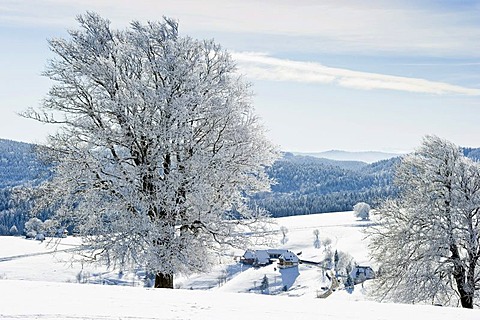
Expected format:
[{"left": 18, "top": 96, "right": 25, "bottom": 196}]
[{"left": 0, "top": 211, "right": 479, "bottom": 319}]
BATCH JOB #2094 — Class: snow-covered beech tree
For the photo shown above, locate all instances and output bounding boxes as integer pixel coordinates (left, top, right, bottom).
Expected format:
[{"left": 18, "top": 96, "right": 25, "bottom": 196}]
[
  {"left": 353, "top": 202, "right": 370, "bottom": 220},
  {"left": 24, "top": 217, "right": 44, "bottom": 235},
  {"left": 368, "top": 135, "right": 480, "bottom": 308},
  {"left": 42, "top": 219, "right": 59, "bottom": 237},
  {"left": 23, "top": 12, "right": 278, "bottom": 288}
]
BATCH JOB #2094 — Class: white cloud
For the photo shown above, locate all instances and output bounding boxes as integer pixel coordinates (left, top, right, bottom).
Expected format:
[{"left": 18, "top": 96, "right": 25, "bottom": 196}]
[
  {"left": 1, "top": 1, "right": 480, "bottom": 57},
  {"left": 232, "top": 52, "right": 480, "bottom": 96}
]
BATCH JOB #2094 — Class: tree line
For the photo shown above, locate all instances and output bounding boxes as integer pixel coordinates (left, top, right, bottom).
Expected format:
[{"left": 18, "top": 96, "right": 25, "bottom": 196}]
[
  {"left": 251, "top": 153, "right": 399, "bottom": 217},
  {"left": 0, "top": 140, "right": 398, "bottom": 232}
]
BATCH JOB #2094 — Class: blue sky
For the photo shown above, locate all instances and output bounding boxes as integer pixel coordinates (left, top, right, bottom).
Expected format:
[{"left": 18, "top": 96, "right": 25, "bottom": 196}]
[{"left": 1, "top": 0, "right": 479, "bottom": 152}]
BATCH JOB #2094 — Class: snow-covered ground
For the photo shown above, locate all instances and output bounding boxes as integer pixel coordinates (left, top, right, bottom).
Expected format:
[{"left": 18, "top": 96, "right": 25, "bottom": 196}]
[
  {"left": 0, "top": 211, "right": 479, "bottom": 319},
  {"left": 1, "top": 279, "right": 477, "bottom": 320}
]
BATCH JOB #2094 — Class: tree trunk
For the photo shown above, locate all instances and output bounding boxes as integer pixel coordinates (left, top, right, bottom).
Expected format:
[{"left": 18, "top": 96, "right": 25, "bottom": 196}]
[
  {"left": 450, "top": 244, "right": 474, "bottom": 308},
  {"left": 155, "top": 272, "right": 173, "bottom": 289},
  {"left": 458, "top": 291, "right": 473, "bottom": 309},
  {"left": 455, "top": 270, "right": 474, "bottom": 309}
]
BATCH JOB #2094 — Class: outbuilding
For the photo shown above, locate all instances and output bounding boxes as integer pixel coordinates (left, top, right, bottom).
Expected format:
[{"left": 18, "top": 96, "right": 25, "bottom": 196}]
[{"left": 351, "top": 265, "right": 375, "bottom": 283}]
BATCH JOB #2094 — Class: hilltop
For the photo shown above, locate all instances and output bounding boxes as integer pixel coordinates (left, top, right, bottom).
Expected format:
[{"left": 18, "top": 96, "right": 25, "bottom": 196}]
[{"left": 293, "top": 150, "right": 401, "bottom": 164}]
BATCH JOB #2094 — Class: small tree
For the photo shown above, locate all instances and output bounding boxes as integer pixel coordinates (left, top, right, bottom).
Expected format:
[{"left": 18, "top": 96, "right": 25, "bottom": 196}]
[
  {"left": 9, "top": 225, "right": 18, "bottom": 236},
  {"left": 322, "top": 237, "right": 332, "bottom": 252},
  {"left": 313, "top": 229, "right": 321, "bottom": 249},
  {"left": 353, "top": 202, "right": 370, "bottom": 220},
  {"left": 260, "top": 274, "right": 269, "bottom": 294},
  {"left": 323, "top": 247, "right": 333, "bottom": 269},
  {"left": 345, "top": 272, "right": 354, "bottom": 293},
  {"left": 334, "top": 250, "right": 339, "bottom": 272},
  {"left": 280, "top": 226, "right": 289, "bottom": 245},
  {"left": 334, "top": 250, "right": 354, "bottom": 276},
  {"left": 217, "top": 270, "right": 228, "bottom": 287}
]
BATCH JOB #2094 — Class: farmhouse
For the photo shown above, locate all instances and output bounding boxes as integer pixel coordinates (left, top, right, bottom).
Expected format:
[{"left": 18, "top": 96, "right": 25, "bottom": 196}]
[
  {"left": 240, "top": 249, "right": 299, "bottom": 267},
  {"left": 241, "top": 250, "right": 272, "bottom": 265}
]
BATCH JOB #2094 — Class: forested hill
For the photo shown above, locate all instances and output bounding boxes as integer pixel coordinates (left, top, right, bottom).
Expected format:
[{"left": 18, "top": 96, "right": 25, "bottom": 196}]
[
  {"left": 253, "top": 149, "right": 480, "bottom": 217},
  {"left": 251, "top": 153, "right": 400, "bottom": 217},
  {"left": 0, "top": 139, "right": 48, "bottom": 188},
  {"left": 1, "top": 139, "right": 480, "bottom": 231},
  {"left": 0, "top": 139, "right": 50, "bottom": 234}
]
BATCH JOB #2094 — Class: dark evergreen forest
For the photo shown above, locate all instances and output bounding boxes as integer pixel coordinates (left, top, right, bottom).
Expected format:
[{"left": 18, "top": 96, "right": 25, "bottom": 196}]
[
  {"left": 0, "top": 139, "right": 50, "bottom": 235},
  {"left": 1, "top": 139, "right": 478, "bottom": 233},
  {"left": 250, "top": 152, "right": 399, "bottom": 217}
]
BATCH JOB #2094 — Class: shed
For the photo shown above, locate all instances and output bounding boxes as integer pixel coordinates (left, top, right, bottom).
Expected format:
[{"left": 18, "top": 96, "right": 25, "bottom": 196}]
[{"left": 351, "top": 265, "right": 375, "bottom": 283}]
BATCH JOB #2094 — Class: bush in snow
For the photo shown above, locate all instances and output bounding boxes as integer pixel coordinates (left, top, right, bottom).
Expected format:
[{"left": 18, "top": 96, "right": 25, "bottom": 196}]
[
  {"left": 35, "top": 233, "right": 45, "bottom": 241},
  {"left": 24, "top": 217, "right": 44, "bottom": 235},
  {"left": 25, "top": 231, "right": 36, "bottom": 239},
  {"left": 55, "top": 228, "right": 68, "bottom": 238},
  {"left": 9, "top": 225, "right": 18, "bottom": 236}
]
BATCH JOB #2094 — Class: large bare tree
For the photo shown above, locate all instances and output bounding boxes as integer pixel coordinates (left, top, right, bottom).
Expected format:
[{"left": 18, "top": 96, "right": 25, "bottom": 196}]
[
  {"left": 24, "top": 12, "right": 277, "bottom": 288},
  {"left": 368, "top": 135, "right": 480, "bottom": 308}
]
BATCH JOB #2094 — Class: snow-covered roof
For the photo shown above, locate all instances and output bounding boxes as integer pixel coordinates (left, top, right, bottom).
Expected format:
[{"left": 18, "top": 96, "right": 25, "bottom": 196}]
[
  {"left": 242, "top": 249, "right": 290, "bottom": 261},
  {"left": 355, "top": 265, "right": 373, "bottom": 269},
  {"left": 279, "top": 251, "right": 299, "bottom": 262},
  {"left": 266, "top": 249, "right": 289, "bottom": 256},
  {"left": 255, "top": 250, "right": 271, "bottom": 263},
  {"left": 243, "top": 250, "right": 256, "bottom": 259}
]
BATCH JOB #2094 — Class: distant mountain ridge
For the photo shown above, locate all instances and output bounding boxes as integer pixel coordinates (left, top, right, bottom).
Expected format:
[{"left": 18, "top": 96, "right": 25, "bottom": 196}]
[
  {"left": 293, "top": 150, "right": 402, "bottom": 164},
  {"left": 282, "top": 152, "right": 368, "bottom": 171}
]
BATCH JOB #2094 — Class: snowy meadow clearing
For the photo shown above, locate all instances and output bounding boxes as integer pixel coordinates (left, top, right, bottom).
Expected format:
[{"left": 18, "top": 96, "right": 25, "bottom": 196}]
[{"left": 0, "top": 211, "right": 479, "bottom": 319}]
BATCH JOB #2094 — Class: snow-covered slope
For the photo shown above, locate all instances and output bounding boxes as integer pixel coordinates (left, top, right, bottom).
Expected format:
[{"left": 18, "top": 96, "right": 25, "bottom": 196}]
[{"left": 0, "top": 211, "right": 479, "bottom": 319}]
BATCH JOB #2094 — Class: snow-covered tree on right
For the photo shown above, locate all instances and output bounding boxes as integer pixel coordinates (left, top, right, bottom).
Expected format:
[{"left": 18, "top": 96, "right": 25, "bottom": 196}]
[{"left": 368, "top": 135, "right": 480, "bottom": 308}]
